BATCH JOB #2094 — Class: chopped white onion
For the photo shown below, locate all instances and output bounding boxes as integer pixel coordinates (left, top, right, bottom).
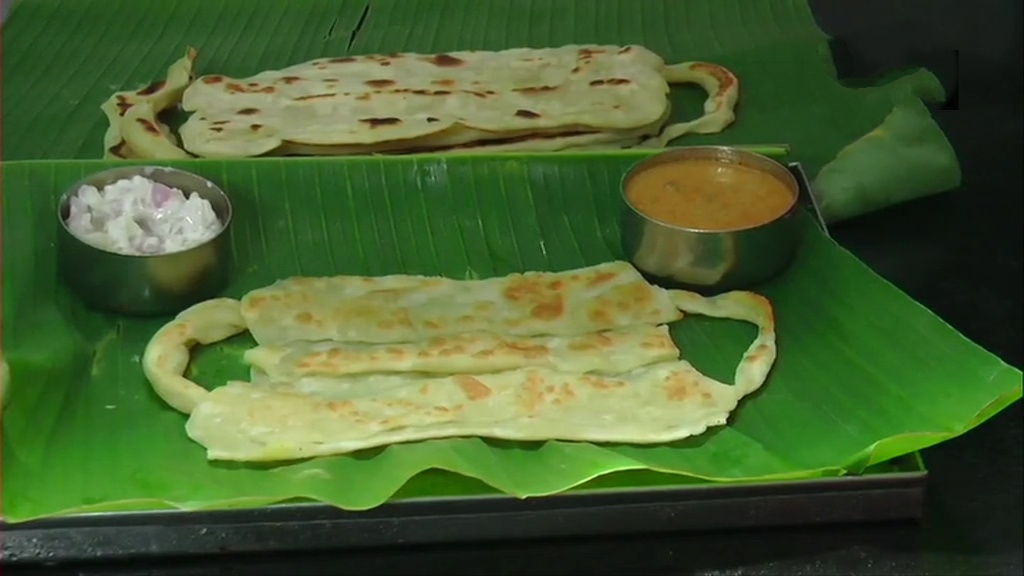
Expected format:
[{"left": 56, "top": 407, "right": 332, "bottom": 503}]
[{"left": 65, "top": 176, "right": 222, "bottom": 256}]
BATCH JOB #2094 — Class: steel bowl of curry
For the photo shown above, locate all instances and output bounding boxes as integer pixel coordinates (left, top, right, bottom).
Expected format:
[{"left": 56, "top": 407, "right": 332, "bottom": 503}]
[{"left": 621, "top": 146, "right": 802, "bottom": 291}]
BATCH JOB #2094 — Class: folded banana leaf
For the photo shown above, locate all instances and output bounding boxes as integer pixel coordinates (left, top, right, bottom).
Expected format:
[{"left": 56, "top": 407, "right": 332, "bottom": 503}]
[
  {"left": 1, "top": 155, "right": 1019, "bottom": 523},
  {"left": 1, "top": 0, "right": 959, "bottom": 221}
]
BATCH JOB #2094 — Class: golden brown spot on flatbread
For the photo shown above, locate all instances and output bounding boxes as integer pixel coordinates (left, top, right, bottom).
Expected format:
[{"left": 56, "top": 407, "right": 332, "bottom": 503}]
[
  {"left": 465, "top": 90, "right": 488, "bottom": 98},
  {"left": 520, "top": 373, "right": 546, "bottom": 414},
  {"left": 356, "top": 93, "right": 371, "bottom": 101},
  {"left": 571, "top": 66, "right": 582, "bottom": 73},
  {"left": 294, "top": 93, "right": 337, "bottom": 101},
  {"left": 531, "top": 296, "right": 564, "bottom": 319},
  {"left": 567, "top": 332, "right": 614, "bottom": 352},
  {"left": 559, "top": 382, "right": 577, "bottom": 401},
  {"left": 578, "top": 48, "right": 605, "bottom": 58},
  {"left": 515, "top": 86, "right": 558, "bottom": 95},
  {"left": 588, "top": 271, "right": 618, "bottom": 287},
  {"left": 432, "top": 79, "right": 455, "bottom": 87},
  {"left": 108, "top": 141, "right": 128, "bottom": 158},
  {"left": 641, "top": 334, "right": 675, "bottom": 351},
  {"left": 473, "top": 302, "right": 497, "bottom": 314},
  {"left": 504, "top": 277, "right": 565, "bottom": 320},
  {"left": 422, "top": 320, "right": 442, "bottom": 329},
  {"left": 749, "top": 343, "right": 772, "bottom": 361},
  {"left": 260, "top": 86, "right": 275, "bottom": 94},
  {"left": 359, "top": 117, "right": 402, "bottom": 128},
  {"left": 588, "top": 308, "right": 612, "bottom": 326},
  {"left": 210, "top": 127, "right": 224, "bottom": 133},
  {"left": 665, "top": 373, "right": 698, "bottom": 401},
  {"left": 327, "top": 400, "right": 356, "bottom": 414},
  {"left": 379, "top": 61, "right": 392, "bottom": 67},
  {"left": 429, "top": 53, "right": 465, "bottom": 67},
  {"left": 515, "top": 109, "right": 541, "bottom": 119},
  {"left": 279, "top": 76, "right": 302, "bottom": 84},
  {"left": 249, "top": 124, "right": 262, "bottom": 131},
  {"left": 135, "top": 118, "right": 161, "bottom": 135},
  {"left": 502, "top": 341, "right": 549, "bottom": 359},
  {"left": 455, "top": 375, "right": 492, "bottom": 401},
  {"left": 691, "top": 62, "right": 736, "bottom": 92},
  {"left": 589, "top": 78, "right": 631, "bottom": 87},
  {"left": 201, "top": 75, "right": 224, "bottom": 84},
  {"left": 247, "top": 82, "right": 259, "bottom": 87},
  {"left": 438, "top": 345, "right": 467, "bottom": 357},
  {"left": 294, "top": 312, "right": 314, "bottom": 325},
  {"left": 210, "top": 120, "right": 229, "bottom": 126},
  {"left": 544, "top": 384, "right": 556, "bottom": 393},
  {"left": 581, "top": 375, "right": 624, "bottom": 390},
  {"left": 426, "top": 117, "right": 440, "bottom": 123},
  {"left": 329, "top": 57, "right": 357, "bottom": 63},
  {"left": 115, "top": 96, "right": 132, "bottom": 116},
  {"left": 137, "top": 80, "right": 166, "bottom": 96},
  {"left": 238, "top": 108, "right": 260, "bottom": 115},
  {"left": 365, "top": 79, "right": 396, "bottom": 88}
]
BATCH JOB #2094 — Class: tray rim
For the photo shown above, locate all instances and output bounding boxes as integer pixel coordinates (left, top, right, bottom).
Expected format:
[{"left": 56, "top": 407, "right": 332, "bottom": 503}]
[{"left": 1, "top": 453, "right": 927, "bottom": 565}]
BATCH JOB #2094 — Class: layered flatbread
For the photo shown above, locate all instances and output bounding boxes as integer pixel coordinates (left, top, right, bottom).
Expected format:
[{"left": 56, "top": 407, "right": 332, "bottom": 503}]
[
  {"left": 142, "top": 263, "right": 776, "bottom": 462},
  {"left": 243, "top": 325, "right": 680, "bottom": 381},
  {"left": 100, "top": 48, "right": 197, "bottom": 159},
  {"left": 102, "top": 46, "right": 739, "bottom": 158},
  {"left": 238, "top": 261, "right": 683, "bottom": 346}
]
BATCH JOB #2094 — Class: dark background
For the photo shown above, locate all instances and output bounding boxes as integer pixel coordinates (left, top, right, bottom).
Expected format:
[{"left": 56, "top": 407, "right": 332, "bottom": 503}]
[{"left": 6, "top": 0, "right": 1022, "bottom": 574}]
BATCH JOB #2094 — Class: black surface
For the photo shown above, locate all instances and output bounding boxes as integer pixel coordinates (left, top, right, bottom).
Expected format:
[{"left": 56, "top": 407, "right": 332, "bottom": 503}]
[{"left": 4, "top": 0, "right": 1022, "bottom": 574}]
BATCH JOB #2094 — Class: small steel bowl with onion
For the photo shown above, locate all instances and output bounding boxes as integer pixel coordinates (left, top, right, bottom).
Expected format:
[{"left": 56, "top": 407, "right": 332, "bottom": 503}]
[
  {"left": 57, "top": 166, "right": 233, "bottom": 316},
  {"left": 621, "top": 146, "right": 802, "bottom": 292}
]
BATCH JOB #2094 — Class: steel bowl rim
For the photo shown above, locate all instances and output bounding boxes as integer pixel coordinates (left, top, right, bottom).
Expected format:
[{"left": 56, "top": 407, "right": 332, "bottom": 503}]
[
  {"left": 620, "top": 146, "right": 801, "bottom": 235},
  {"left": 57, "top": 165, "right": 234, "bottom": 259}
]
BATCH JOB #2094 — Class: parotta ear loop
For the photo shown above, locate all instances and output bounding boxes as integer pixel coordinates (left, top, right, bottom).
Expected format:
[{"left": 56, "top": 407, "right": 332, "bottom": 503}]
[
  {"left": 667, "top": 289, "right": 777, "bottom": 398},
  {"left": 639, "top": 62, "right": 741, "bottom": 149},
  {"left": 103, "top": 47, "right": 198, "bottom": 160},
  {"left": 142, "top": 298, "right": 248, "bottom": 414}
]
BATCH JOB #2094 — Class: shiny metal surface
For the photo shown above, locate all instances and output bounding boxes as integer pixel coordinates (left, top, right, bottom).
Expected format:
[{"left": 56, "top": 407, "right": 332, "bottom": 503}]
[
  {"left": 621, "top": 146, "right": 802, "bottom": 291},
  {"left": 57, "top": 166, "right": 233, "bottom": 316}
]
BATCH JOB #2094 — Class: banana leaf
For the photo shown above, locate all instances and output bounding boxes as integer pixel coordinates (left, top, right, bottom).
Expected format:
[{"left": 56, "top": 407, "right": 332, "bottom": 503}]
[
  {"left": 1, "top": 0, "right": 959, "bottom": 220},
  {"left": 1, "top": 155, "right": 1019, "bottom": 523}
]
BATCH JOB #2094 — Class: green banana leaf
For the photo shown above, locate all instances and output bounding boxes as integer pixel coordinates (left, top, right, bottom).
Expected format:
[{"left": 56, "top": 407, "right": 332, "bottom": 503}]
[
  {"left": 2, "top": 155, "right": 1019, "bottom": 523},
  {"left": 1, "top": 0, "right": 959, "bottom": 220}
]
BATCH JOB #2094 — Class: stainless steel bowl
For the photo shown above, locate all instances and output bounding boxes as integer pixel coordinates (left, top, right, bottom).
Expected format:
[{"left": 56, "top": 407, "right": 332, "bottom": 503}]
[
  {"left": 57, "top": 166, "right": 233, "bottom": 316},
  {"left": 621, "top": 146, "right": 802, "bottom": 292}
]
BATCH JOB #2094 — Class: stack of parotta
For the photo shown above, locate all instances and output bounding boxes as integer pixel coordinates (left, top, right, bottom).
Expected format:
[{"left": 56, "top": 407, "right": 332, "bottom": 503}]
[
  {"left": 103, "top": 45, "right": 739, "bottom": 159},
  {"left": 142, "top": 262, "right": 775, "bottom": 462}
]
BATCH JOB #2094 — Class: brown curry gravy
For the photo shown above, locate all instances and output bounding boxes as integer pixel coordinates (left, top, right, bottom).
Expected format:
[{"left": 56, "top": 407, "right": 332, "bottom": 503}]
[{"left": 625, "top": 159, "right": 796, "bottom": 231}]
